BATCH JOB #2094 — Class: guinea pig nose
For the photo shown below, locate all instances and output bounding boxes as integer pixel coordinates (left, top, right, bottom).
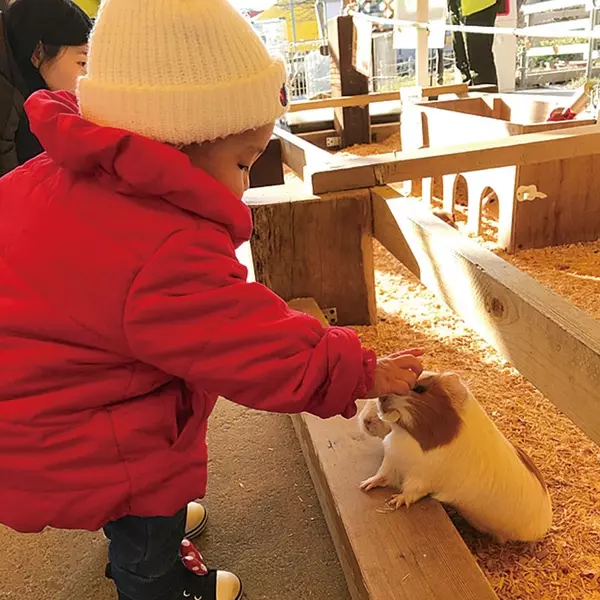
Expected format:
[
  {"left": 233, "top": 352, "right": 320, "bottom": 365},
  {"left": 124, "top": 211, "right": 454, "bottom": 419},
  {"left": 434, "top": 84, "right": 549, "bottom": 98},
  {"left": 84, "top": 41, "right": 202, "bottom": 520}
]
[{"left": 379, "top": 395, "right": 391, "bottom": 408}]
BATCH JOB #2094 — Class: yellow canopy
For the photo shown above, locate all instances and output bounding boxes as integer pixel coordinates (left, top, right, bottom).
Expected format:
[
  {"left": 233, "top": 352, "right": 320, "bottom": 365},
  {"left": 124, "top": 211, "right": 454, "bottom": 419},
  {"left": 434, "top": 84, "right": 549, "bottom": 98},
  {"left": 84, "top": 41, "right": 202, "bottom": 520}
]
[{"left": 256, "top": 1, "right": 320, "bottom": 43}]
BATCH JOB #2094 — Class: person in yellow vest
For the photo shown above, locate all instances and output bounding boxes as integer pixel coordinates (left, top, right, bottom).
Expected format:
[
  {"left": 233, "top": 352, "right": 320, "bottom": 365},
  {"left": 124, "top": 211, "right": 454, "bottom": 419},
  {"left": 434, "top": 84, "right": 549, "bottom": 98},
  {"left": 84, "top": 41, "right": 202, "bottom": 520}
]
[
  {"left": 73, "top": 0, "right": 99, "bottom": 18},
  {"left": 450, "top": 0, "right": 502, "bottom": 85}
]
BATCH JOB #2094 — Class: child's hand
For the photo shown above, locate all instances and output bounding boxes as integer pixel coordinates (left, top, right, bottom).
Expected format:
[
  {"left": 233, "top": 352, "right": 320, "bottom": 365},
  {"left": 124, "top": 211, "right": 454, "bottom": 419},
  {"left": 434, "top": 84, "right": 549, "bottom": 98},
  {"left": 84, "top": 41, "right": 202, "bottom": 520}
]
[{"left": 365, "top": 349, "right": 424, "bottom": 398}]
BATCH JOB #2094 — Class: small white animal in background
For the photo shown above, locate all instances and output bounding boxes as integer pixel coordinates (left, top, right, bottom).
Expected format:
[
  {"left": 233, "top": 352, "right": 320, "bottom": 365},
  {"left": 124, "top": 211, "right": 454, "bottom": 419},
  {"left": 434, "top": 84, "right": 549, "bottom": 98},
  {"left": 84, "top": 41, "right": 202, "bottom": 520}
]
[{"left": 357, "top": 371, "right": 552, "bottom": 543}]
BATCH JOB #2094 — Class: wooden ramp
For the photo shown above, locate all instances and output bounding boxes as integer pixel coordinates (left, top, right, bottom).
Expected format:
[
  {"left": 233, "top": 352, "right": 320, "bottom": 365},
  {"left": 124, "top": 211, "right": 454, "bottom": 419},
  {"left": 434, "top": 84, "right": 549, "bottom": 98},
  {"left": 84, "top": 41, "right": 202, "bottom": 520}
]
[{"left": 288, "top": 298, "right": 498, "bottom": 600}]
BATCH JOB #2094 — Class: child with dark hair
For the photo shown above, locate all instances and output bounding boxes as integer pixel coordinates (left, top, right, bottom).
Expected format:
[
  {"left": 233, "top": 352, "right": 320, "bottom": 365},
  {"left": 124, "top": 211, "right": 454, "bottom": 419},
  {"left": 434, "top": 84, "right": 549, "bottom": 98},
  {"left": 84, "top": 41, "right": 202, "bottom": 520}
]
[
  {"left": 0, "top": 0, "right": 91, "bottom": 175},
  {"left": 0, "top": 1, "right": 425, "bottom": 599}
]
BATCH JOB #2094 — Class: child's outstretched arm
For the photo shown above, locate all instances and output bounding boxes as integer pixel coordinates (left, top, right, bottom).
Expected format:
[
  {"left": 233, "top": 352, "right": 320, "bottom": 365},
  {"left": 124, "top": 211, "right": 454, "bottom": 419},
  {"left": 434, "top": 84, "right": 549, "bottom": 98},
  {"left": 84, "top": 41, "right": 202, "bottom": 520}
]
[{"left": 124, "top": 227, "right": 420, "bottom": 419}]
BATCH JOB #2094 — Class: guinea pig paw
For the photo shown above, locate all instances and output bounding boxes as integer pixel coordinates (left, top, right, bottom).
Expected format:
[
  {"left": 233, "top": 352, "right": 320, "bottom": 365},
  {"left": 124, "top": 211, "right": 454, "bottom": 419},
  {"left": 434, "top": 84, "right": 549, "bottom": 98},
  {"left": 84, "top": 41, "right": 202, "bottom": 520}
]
[
  {"left": 386, "top": 493, "right": 408, "bottom": 510},
  {"left": 360, "top": 473, "right": 389, "bottom": 492}
]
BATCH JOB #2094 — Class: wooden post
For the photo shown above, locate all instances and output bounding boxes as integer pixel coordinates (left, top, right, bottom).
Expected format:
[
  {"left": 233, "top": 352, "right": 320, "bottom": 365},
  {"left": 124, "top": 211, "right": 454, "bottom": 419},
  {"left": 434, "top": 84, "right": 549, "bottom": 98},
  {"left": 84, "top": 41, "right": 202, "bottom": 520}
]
[
  {"left": 246, "top": 182, "right": 377, "bottom": 326},
  {"left": 249, "top": 137, "right": 284, "bottom": 189},
  {"left": 415, "top": 0, "right": 430, "bottom": 86},
  {"left": 328, "top": 15, "right": 371, "bottom": 148}
]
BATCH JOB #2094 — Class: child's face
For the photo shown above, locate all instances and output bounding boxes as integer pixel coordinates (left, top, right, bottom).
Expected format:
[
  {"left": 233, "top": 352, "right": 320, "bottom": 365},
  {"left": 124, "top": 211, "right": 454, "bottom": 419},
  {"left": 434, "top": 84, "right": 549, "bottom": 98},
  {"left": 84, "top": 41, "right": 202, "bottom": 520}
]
[
  {"left": 33, "top": 44, "right": 89, "bottom": 93},
  {"left": 184, "top": 123, "right": 275, "bottom": 199}
]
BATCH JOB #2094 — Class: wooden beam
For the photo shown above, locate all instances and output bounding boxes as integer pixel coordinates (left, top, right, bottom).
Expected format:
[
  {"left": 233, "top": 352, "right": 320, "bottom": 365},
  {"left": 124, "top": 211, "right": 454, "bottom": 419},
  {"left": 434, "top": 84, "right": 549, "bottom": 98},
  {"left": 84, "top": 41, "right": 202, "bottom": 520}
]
[
  {"left": 372, "top": 185, "right": 600, "bottom": 446},
  {"left": 247, "top": 182, "right": 377, "bottom": 325},
  {"left": 288, "top": 297, "right": 498, "bottom": 600},
  {"left": 309, "top": 123, "right": 600, "bottom": 194},
  {"left": 290, "top": 91, "right": 401, "bottom": 112},
  {"left": 288, "top": 84, "right": 473, "bottom": 113},
  {"left": 274, "top": 126, "right": 335, "bottom": 180}
]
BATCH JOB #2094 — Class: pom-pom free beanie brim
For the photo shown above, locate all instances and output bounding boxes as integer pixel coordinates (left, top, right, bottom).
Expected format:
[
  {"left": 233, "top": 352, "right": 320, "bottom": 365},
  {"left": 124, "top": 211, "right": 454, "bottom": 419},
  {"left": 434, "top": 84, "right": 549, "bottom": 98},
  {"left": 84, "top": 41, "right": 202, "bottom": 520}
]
[{"left": 78, "top": 0, "right": 289, "bottom": 145}]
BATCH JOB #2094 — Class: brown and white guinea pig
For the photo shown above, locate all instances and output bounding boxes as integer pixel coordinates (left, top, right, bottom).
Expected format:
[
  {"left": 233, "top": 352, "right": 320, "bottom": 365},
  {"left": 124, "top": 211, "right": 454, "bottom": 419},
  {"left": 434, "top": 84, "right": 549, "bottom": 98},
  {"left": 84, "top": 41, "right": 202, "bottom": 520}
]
[{"left": 357, "top": 371, "right": 552, "bottom": 543}]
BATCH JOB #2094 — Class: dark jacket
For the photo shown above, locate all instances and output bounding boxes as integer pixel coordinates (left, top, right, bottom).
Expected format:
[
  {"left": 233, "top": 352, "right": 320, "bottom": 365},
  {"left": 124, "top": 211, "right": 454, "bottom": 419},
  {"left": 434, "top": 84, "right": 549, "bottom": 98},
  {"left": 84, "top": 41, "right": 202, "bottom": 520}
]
[{"left": 0, "top": 12, "right": 42, "bottom": 177}]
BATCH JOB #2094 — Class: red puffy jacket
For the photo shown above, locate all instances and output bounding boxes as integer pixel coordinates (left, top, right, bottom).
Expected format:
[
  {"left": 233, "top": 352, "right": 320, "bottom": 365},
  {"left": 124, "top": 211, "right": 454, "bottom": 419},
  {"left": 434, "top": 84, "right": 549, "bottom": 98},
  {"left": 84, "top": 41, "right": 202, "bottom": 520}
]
[{"left": 0, "top": 91, "right": 376, "bottom": 533}]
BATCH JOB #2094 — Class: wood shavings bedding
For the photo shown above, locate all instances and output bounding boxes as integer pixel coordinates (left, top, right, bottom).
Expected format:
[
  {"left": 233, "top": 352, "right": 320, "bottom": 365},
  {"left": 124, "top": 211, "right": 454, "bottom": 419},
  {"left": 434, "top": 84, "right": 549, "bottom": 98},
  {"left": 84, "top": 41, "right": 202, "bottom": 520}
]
[{"left": 354, "top": 242, "right": 600, "bottom": 600}]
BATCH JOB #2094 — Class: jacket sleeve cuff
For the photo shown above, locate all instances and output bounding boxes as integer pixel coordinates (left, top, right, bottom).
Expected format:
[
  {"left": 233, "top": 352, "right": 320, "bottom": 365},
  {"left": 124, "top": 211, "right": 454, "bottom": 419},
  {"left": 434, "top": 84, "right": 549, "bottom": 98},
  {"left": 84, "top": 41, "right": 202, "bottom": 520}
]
[{"left": 340, "top": 347, "right": 377, "bottom": 419}]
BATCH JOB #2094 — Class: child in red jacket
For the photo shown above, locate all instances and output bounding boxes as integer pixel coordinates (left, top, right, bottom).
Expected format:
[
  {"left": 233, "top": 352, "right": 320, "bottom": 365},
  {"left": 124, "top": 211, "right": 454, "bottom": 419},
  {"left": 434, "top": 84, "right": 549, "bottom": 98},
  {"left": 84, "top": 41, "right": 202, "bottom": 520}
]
[{"left": 0, "top": 1, "right": 424, "bottom": 599}]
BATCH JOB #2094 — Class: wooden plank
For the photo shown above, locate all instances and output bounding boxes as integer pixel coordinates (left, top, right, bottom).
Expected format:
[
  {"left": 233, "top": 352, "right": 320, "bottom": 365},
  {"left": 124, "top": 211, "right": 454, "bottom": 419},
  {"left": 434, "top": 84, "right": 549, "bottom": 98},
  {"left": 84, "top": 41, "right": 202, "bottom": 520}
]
[
  {"left": 309, "top": 123, "right": 600, "bottom": 194},
  {"left": 274, "top": 126, "right": 336, "bottom": 180},
  {"left": 328, "top": 15, "right": 371, "bottom": 147},
  {"left": 513, "top": 153, "right": 600, "bottom": 250},
  {"left": 372, "top": 185, "right": 600, "bottom": 446},
  {"left": 249, "top": 137, "right": 284, "bottom": 189},
  {"left": 288, "top": 84, "right": 474, "bottom": 113},
  {"left": 287, "top": 297, "right": 498, "bottom": 600},
  {"left": 290, "top": 91, "right": 401, "bottom": 112},
  {"left": 247, "top": 185, "right": 376, "bottom": 325}
]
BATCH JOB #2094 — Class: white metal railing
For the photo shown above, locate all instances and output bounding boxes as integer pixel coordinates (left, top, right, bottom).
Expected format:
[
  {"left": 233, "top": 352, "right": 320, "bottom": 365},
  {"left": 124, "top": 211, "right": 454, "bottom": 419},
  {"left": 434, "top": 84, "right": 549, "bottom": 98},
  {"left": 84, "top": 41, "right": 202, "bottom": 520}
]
[
  {"left": 519, "top": 0, "right": 599, "bottom": 86},
  {"left": 351, "top": 8, "right": 600, "bottom": 88}
]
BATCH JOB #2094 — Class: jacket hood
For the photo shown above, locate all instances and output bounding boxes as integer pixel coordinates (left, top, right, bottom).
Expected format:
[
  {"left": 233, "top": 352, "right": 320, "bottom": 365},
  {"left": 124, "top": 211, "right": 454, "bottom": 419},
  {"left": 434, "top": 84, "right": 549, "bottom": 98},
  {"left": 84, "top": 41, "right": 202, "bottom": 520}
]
[{"left": 24, "top": 90, "right": 253, "bottom": 247}]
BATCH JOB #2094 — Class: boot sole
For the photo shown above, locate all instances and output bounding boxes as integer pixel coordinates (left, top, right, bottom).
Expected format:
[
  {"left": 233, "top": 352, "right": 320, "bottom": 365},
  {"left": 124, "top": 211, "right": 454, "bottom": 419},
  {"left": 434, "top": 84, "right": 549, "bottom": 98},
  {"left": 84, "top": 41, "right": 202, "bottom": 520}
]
[{"left": 184, "top": 507, "right": 209, "bottom": 539}]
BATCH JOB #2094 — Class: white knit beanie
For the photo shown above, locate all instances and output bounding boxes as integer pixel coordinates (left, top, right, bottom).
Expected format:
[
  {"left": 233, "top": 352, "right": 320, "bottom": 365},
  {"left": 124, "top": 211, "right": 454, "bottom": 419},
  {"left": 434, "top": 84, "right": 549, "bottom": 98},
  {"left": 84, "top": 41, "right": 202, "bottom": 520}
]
[{"left": 77, "top": 0, "right": 289, "bottom": 144}]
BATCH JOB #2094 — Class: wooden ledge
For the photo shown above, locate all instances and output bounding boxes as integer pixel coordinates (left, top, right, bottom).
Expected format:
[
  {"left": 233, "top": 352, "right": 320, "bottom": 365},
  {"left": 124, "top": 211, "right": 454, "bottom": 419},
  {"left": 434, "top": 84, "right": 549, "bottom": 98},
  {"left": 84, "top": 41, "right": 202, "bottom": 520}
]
[{"left": 288, "top": 297, "right": 497, "bottom": 600}]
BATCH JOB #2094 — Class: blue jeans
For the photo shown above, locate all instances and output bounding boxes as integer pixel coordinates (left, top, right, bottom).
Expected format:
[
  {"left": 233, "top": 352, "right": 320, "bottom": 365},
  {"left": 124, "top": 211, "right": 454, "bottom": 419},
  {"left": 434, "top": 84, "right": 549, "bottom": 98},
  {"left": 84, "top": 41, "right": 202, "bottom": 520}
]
[{"left": 104, "top": 508, "right": 187, "bottom": 600}]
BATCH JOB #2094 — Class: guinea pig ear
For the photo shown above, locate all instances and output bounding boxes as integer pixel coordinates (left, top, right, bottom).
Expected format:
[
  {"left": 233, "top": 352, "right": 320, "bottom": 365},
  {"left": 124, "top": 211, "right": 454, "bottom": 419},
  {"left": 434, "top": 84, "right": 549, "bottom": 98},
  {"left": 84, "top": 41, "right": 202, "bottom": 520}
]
[{"left": 439, "top": 372, "right": 469, "bottom": 405}]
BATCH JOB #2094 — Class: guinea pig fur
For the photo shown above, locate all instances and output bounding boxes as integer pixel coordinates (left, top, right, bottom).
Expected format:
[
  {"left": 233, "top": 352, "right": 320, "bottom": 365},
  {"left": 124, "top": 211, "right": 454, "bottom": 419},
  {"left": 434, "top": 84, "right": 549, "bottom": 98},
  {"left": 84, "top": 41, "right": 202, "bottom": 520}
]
[
  {"left": 359, "top": 370, "right": 552, "bottom": 543},
  {"left": 358, "top": 400, "right": 392, "bottom": 439}
]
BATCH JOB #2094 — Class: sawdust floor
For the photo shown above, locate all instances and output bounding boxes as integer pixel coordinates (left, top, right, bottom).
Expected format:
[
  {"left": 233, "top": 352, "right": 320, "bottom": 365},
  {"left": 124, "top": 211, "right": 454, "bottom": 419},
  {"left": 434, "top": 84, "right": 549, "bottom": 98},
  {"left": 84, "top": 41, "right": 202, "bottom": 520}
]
[
  {"left": 0, "top": 402, "right": 350, "bottom": 600},
  {"left": 352, "top": 242, "right": 600, "bottom": 600}
]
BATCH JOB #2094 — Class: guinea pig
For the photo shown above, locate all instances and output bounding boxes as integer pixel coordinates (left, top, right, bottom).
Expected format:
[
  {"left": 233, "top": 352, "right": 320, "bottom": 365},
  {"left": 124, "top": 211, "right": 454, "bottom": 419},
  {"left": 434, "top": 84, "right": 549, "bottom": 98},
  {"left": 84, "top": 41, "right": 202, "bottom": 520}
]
[
  {"left": 359, "top": 370, "right": 552, "bottom": 543},
  {"left": 358, "top": 400, "right": 392, "bottom": 439}
]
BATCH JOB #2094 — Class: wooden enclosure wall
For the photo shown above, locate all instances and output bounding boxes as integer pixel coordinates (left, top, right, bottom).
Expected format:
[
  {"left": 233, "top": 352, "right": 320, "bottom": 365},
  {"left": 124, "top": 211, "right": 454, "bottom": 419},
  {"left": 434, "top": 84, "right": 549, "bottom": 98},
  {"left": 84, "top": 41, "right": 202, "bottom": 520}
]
[{"left": 246, "top": 182, "right": 376, "bottom": 326}]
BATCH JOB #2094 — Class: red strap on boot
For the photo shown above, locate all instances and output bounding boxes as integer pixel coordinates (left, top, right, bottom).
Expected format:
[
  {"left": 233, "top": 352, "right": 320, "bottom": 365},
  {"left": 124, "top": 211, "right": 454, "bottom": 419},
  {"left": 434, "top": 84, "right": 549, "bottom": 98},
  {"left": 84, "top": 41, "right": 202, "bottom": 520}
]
[{"left": 180, "top": 538, "right": 209, "bottom": 576}]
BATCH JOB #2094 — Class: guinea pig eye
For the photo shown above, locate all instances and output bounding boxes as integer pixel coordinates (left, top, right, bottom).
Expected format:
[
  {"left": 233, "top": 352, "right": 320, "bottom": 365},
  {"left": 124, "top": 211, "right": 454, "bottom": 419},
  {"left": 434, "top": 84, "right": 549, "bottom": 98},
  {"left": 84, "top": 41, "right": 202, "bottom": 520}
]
[{"left": 412, "top": 385, "right": 426, "bottom": 394}]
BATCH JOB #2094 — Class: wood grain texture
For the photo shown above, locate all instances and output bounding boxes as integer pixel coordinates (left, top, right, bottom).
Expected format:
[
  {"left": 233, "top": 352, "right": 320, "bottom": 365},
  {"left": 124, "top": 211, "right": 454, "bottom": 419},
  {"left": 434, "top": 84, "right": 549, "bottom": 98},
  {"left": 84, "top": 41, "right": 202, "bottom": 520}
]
[
  {"left": 372, "top": 185, "right": 600, "bottom": 446},
  {"left": 247, "top": 186, "right": 376, "bottom": 325},
  {"left": 287, "top": 297, "right": 498, "bottom": 600},
  {"left": 310, "top": 123, "right": 600, "bottom": 194},
  {"left": 513, "top": 155, "right": 600, "bottom": 250}
]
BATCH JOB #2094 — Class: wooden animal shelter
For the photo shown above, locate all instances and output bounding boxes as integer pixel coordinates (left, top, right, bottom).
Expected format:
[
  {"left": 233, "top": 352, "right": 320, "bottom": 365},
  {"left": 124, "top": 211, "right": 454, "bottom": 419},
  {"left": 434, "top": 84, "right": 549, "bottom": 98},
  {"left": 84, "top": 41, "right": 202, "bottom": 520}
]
[
  {"left": 400, "top": 93, "right": 600, "bottom": 252},
  {"left": 240, "top": 96, "right": 600, "bottom": 599}
]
